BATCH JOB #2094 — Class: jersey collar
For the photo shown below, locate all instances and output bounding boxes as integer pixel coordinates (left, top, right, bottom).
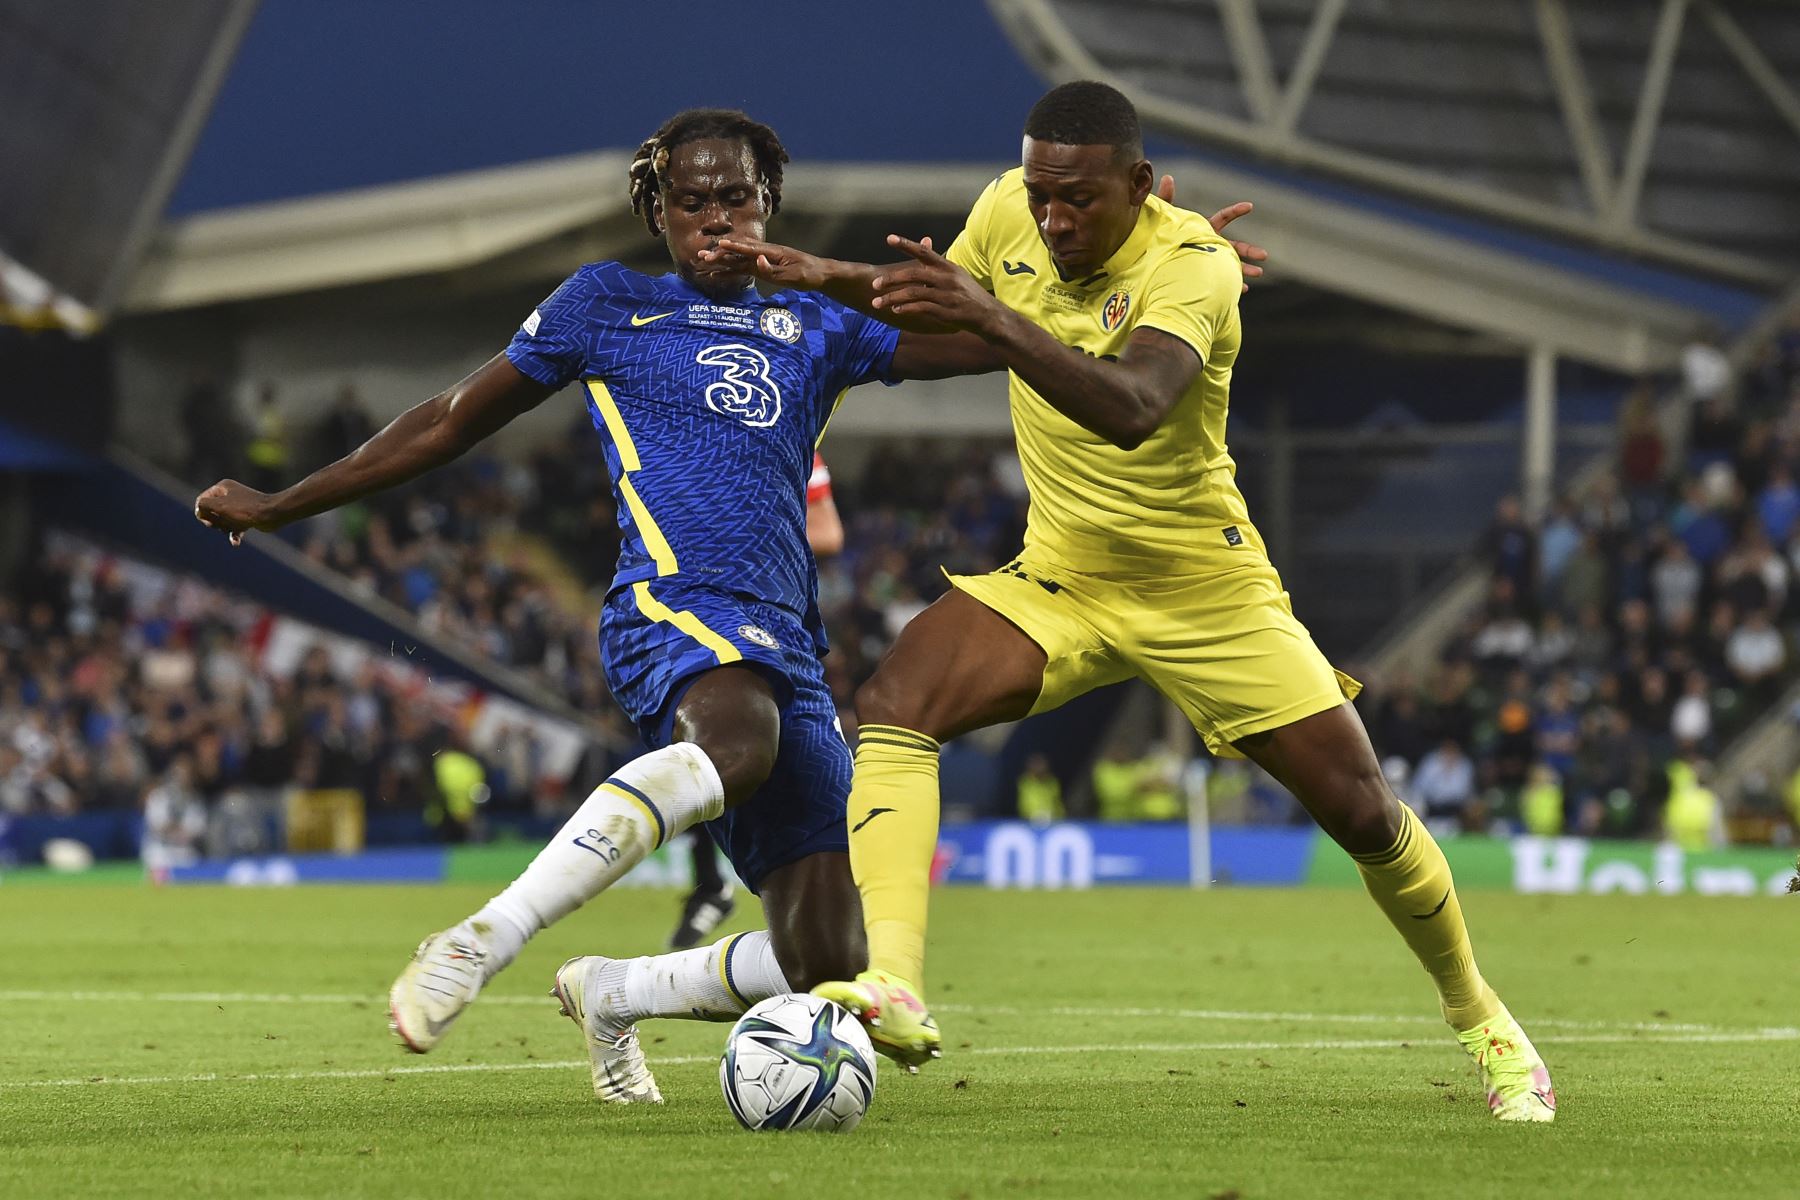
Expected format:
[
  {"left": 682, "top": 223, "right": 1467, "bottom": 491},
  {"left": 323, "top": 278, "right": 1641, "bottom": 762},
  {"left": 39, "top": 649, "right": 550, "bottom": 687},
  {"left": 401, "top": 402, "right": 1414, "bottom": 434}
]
[
  {"left": 1099, "top": 203, "right": 1159, "bottom": 277},
  {"left": 663, "top": 272, "right": 760, "bottom": 305}
]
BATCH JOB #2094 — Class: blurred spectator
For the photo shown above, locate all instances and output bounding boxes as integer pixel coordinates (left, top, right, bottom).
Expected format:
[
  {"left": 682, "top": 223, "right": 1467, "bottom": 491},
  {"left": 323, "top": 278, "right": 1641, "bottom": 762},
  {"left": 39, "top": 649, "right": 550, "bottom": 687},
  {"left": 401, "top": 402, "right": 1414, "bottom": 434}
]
[
  {"left": 181, "top": 375, "right": 240, "bottom": 484},
  {"left": 1618, "top": 383, "right": 1665, "bottom": 502},
  {"left": 1649, "top": 538, "right": 1702, "bottom": 628},
  {"left": 243, "top": 382, "right": 289, "bottom": 492},
  {"left": 1520, "top": 763, "right": 1564, "bottom": 836},
  {"left": 1090, "top": 743, "right": 1181, "bottom": 823},
  {"left": 1412, "top": 739, "right": 1476, "bottom": 831},
  {"left": 1758, "top": 462, "right": 1800, "bottom": 545},
  {"left": 1663, "top": 761, "right": 1724, "bottom": 850},
  {"left": 1016, "top": 754, "right": 1063, "bottom": 826},
  {"left": 1533, "top": 676, "right": 1580, "bottom": 779},
  {"left": 1726, "top": 609, "right": 1786, "bottom": 697},
  {"left": 1536, "top": 499, "right": 1582, "bottom": 597},
  {"left": 142, "top": 756, "right": 207, "bottom": 871},
  {"left": 1479, "top": 494, "right": 1536, "bottom": 600},
  {"left": 1680, "top": 328, "right": 1731, "bottom": 406},
  {"left": 1553, "top": 532, "right": 1610, "bottom": 618}
]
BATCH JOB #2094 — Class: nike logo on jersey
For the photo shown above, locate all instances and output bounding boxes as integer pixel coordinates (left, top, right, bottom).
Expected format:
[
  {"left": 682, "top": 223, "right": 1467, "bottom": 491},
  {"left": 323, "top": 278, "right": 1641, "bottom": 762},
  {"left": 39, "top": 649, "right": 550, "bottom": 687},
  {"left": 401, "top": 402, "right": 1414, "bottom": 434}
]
[
  {"left": 1412, "top": 888, "right": 1451, "bottom": 919},
  {"left": 630, "top": 311, "right": 677, "bottom": 327},
  {"left": 852, "top": 808, "right": 897, "bottom": 833},
  {"left": 1002, "top": 260, "right": 1037, "bottom": 276}
]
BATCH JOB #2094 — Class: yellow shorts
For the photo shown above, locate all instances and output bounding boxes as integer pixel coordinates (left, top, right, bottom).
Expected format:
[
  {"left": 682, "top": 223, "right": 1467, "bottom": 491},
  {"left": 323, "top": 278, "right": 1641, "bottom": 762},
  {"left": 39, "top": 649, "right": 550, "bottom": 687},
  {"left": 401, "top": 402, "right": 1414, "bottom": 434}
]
[{"left": 947, "top": 528, "right": 1359, "bottom": 757}]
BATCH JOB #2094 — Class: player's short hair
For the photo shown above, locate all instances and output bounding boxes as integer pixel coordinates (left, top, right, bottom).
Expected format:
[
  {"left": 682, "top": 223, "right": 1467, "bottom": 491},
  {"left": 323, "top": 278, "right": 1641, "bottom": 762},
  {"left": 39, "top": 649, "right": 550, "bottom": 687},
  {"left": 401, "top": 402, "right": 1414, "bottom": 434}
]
[
  {"left": 1023, "top": 81, "right": 1144, "bottom": 160},
  {"left": 628, "top": 108, "right": 790, "bottom": 236}
]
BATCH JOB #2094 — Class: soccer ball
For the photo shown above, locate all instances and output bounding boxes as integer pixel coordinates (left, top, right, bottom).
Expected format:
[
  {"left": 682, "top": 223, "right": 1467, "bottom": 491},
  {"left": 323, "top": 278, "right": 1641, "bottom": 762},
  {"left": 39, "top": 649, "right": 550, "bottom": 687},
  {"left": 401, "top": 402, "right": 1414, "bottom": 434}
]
[{"left": 719, "top": 994, "right": 877, "bottom": 1132}]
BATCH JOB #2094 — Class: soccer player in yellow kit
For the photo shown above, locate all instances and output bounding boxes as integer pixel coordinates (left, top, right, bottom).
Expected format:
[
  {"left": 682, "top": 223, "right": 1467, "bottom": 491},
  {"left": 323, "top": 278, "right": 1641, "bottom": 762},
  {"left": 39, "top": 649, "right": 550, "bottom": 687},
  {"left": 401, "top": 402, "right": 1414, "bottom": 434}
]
[{"left": 716, "top": 81, "right": 1555, "bottom": 1122}]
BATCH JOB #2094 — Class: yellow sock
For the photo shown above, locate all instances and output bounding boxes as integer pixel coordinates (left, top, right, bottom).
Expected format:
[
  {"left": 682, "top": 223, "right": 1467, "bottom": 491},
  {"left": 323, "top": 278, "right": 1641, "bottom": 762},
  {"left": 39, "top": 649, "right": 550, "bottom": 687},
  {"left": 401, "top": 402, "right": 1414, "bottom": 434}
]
[
  {"left": 846, "top": 723, "right": 941, "bottom": 990},
  {"left": 1352, "top": 805, "right": 1500, "bottom": 1030}
]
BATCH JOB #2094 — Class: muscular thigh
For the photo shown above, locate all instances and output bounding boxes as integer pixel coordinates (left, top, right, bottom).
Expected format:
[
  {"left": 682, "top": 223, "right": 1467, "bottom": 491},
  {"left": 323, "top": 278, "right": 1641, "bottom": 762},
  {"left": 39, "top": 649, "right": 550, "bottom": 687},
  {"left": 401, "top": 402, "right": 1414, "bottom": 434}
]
[{"left": 859, "top": 566, "right": 1127, "bottom": 742}]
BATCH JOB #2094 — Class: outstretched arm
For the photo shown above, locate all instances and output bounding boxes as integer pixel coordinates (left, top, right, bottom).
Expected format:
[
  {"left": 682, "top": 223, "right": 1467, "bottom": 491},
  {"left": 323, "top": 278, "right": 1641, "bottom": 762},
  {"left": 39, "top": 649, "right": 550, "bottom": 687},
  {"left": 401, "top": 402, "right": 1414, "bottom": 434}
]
[
  {"left": 870, "top": 236, "right": 1200, "bottom": 451},
  {"left": 194, "top": 354, "right": 556, "bottom": 543},
  {"left": 702, "top": 237, "right": 958, "bottom": 334}
]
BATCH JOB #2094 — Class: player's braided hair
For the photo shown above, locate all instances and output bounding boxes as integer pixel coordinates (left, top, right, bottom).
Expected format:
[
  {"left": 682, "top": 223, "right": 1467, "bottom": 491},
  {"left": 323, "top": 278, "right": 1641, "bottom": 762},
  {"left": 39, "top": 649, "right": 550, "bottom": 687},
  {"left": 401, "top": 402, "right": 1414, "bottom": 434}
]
[
  {"left": 1023, "top": 80, "right": 1144, "bottom": 159},
  {"left": 628, "top": 108, "right": 790, "bottom": 237}
]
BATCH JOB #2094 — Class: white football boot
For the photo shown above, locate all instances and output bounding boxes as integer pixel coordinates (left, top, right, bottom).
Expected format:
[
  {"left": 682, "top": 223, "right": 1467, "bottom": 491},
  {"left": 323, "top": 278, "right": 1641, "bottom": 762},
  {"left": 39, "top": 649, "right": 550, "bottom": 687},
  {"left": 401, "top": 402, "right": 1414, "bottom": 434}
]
[
  {"left": 552, "top": 956, "right": 663, "bottom": 1104},
  {"left": 389, "top": 923, "right": 488, "bottom": 1053}
]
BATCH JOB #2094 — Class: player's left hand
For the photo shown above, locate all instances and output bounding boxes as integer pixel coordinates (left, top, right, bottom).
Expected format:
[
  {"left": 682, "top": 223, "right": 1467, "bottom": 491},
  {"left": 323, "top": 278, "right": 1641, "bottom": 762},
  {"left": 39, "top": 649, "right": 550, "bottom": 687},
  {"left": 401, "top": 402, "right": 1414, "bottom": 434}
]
[
  {"left": 1204, "top": 198, "right": 1267, "bottom": 294},
  {"left": 870, "top": 235, "right": 1001, "bottom": 332}
]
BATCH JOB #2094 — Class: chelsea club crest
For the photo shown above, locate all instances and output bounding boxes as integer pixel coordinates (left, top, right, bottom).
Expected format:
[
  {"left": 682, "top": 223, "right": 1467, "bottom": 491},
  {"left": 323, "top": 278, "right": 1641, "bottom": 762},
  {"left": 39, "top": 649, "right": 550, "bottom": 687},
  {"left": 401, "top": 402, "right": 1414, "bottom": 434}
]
[{"left": 759, "top": 306, "right": 802, "bottom": 344}]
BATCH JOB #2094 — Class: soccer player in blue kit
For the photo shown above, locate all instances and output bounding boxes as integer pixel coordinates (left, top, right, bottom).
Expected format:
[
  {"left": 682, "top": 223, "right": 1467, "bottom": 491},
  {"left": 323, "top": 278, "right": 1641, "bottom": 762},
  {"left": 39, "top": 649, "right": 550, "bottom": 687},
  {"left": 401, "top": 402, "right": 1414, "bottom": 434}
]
[
  {"left": 196, "top": 107, "right": 1262, "bottom": 1104},
  {"left": 195, "top": 109, "right": 997, "bottom": 1102}
]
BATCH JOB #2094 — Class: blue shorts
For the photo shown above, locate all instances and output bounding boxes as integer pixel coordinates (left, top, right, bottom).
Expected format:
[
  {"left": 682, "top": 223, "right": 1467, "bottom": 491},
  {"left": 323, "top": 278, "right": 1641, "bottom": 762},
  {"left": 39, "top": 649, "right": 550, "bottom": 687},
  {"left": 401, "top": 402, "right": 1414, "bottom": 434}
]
[{"left": 599, "top": 580, "right": 850, "bottom": 893}]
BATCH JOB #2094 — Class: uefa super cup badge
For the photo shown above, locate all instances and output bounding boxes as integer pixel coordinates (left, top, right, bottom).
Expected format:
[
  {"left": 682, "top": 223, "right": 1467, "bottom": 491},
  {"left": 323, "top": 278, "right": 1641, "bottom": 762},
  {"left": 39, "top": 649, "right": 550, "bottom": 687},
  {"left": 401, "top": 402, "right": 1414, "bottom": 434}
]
[
  {"left": 1100, "top": 289, "right": 1131, "bottom": 332},
  {"left": 759, "top": 306, "right": 802, "bottom": 343}
]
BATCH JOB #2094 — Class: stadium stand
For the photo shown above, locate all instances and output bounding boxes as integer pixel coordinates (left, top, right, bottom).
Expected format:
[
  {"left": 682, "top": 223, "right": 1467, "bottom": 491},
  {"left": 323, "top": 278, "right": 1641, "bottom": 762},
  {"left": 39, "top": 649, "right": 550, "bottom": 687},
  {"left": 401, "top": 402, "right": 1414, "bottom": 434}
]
[
  {"left": 0, "top": 534, "right": 542, "bottom": 829},
  {"left": 1361, "top": 313, "right": 1800, "bottom": 844}
]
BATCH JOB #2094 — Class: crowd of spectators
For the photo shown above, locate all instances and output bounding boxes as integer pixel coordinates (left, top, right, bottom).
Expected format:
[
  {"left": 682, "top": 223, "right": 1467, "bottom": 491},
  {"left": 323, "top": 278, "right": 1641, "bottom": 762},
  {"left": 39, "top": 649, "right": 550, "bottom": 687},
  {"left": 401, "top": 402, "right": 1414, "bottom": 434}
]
[
  {"left": 1364, "top": 319, "right": 1800, "bottom": 846},
  {"left": 0, "top": 538, "right": 572, "bottom": 857}
]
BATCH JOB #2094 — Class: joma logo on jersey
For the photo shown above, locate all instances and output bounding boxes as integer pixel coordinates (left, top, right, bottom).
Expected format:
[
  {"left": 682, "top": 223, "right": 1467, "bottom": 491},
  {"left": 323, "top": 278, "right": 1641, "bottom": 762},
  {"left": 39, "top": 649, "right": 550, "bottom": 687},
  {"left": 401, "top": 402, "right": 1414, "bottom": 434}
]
[
  {"left": 697, "top": 343, "right": 783, "bottom": 427},
  {"left": 1100, "top": 289, "right": 1131, "bottom": 332}
]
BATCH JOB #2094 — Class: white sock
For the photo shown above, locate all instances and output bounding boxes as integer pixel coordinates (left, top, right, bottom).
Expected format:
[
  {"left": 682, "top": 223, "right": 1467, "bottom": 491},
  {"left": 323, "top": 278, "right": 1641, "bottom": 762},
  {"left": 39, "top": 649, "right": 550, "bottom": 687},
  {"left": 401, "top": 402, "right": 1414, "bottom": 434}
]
[
  {"left": 594, "top": 931, "right": 793, "bottom": 1024},
  {"left": 466, "top": 742, "right": 725, "bottom": 977}
]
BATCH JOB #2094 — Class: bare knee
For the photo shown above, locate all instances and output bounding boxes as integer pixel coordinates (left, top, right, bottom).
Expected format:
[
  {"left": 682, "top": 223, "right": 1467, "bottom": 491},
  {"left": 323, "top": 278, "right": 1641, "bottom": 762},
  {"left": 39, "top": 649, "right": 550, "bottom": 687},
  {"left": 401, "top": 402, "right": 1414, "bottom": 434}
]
[
  {"left": 672, "top": 667, "right": 781, "bottom": 808},
  {"left": 698, "top": 731, "right": 778, "bottom": 808},
  {"left": 853, "top": 670, "right": 928, "bottom": 737}
]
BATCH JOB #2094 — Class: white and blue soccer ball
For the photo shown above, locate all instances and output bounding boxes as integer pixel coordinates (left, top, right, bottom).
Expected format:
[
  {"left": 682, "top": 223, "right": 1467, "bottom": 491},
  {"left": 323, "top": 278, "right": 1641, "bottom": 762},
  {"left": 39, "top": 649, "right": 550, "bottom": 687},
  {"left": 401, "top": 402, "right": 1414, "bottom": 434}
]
[{"left": 719, "top": 993, "right": 877, "bottom": 1132}]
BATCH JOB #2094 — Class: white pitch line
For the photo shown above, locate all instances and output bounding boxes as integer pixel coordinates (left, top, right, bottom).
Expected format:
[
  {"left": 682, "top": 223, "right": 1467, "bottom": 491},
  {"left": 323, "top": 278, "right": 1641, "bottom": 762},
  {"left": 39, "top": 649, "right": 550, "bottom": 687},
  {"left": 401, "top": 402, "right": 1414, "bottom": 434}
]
[
  {"left": 4, "top": 1028, "right": 1794, "bottom": 1091},
  {"left": 0, "top": 990, "right": 1734, "bottom": 1035},
  {"left": 938, "top": 1003, "right": 1724, "bottom": 1035}
]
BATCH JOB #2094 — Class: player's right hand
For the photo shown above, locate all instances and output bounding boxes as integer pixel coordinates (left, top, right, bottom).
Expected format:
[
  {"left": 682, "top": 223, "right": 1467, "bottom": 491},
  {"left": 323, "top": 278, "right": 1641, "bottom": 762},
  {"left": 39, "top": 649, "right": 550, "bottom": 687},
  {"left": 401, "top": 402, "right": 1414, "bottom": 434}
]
[
  {"left": 194, "top": 479, "right": 277, "bottom": 547},
  {"left": 705, "top": 237, "right": 830, "bottom": 291}
]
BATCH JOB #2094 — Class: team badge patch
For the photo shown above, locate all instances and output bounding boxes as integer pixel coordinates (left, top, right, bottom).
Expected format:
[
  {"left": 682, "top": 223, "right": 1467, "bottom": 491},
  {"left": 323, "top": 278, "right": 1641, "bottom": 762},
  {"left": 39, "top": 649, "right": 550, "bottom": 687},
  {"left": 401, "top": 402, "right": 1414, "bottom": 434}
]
[
  {"left": 758, "top": 307, "right": 802, "bottom": 344},
  {"left": 1100, "top": 289, "right": 1131, "bottom": 332},
  {"left": 738, "top": 624, "right": 780, "bottom": 649}
]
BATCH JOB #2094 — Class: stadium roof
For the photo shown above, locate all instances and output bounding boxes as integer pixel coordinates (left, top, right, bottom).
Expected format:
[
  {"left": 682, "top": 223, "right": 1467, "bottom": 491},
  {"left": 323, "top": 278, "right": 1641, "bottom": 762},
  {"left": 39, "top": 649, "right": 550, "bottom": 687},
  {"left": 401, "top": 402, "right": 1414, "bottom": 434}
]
[{"left": 168, "top": 0, "right": 1048, "bottom": 214}]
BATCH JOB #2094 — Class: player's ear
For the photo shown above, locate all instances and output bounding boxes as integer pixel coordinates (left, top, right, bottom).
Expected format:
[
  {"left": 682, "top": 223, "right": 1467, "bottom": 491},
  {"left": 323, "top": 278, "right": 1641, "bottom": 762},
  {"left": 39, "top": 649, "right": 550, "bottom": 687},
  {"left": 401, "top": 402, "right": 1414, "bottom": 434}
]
[
  {"left": 650, "top": 192, "right": 665, "bottom": 237},
  {"left": 1126, "top": 158, "right": 1154, "bottom": 207}
]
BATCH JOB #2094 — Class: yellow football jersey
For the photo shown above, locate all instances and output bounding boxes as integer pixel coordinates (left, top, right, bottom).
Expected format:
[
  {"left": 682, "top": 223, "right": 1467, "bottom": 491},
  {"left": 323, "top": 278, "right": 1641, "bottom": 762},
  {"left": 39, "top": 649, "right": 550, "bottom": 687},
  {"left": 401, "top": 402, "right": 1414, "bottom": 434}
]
[{"left": 947, "top": 168, "right": 1246, "bottom": 576}]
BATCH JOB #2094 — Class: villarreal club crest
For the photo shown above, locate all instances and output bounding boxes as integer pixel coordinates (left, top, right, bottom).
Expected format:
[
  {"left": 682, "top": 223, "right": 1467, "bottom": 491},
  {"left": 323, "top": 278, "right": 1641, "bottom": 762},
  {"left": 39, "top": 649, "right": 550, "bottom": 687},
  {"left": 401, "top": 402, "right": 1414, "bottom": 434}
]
[{"left": 1100, "top": 289, "right": 1131, "bottom": 332}]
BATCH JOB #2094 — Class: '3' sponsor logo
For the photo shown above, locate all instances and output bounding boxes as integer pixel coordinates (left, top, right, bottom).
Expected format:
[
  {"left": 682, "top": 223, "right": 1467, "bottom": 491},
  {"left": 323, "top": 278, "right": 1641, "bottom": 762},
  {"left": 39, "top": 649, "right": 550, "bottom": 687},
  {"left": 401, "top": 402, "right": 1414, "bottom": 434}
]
[{"left": 697, "top": 343, "right": 783, "bottom": 428}]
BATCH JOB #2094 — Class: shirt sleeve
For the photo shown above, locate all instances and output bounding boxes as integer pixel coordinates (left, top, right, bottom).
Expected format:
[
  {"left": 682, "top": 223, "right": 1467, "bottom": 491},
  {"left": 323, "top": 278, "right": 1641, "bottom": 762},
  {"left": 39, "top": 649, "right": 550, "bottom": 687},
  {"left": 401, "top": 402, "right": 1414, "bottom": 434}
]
[
  {"left": 806, "top": 453, "right": 833, "bottom": 504},
  {"left": 944, "top": 176, "right": 1001, "bottom": 292},
  {"left": 505, "top": 268, "right": 601, "bottom": 388},
  {"left": 1134, "top": 241, "right": 1242, "bottom": 366},
  {"left": 824, "top": 302, "right": 902, "bottom": 391}
]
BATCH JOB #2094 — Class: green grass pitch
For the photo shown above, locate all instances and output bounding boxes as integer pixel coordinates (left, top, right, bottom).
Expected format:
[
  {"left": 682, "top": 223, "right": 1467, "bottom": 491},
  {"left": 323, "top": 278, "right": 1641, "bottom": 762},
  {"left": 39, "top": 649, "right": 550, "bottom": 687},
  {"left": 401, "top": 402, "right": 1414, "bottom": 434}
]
[{"left": 2, "top": 882, "right": 1793, "bottom": 1198}]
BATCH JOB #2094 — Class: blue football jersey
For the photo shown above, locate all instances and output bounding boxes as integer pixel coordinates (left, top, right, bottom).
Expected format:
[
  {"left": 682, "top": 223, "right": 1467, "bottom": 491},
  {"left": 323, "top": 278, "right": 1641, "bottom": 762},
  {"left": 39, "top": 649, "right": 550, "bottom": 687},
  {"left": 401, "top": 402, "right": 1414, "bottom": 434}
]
[{"left": 506, "top": 262, "right": 897, "bottom": 648}]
